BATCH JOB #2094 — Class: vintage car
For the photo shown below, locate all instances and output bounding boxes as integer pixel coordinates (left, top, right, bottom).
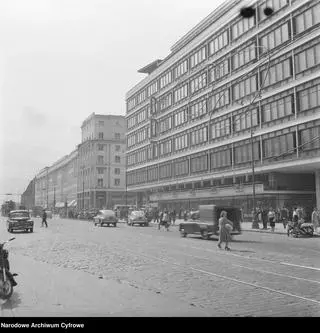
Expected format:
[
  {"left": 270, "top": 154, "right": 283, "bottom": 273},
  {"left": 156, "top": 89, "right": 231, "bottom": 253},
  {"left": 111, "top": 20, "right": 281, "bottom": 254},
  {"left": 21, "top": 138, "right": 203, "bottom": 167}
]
[
  {"left": 7, "top": 210, "right": 34, "bottom": 233},
  {"left": 179, "top": 205, "right": 242, "bottom": 240},
  {"left": 93, "top": 210, "right": 118, "bottom": 227},
  {"left": 127, "top": 210, "right": 149, "bottom": 226},
  {"left": 189, "top": 210, "right": 200, "bottom": 221}
]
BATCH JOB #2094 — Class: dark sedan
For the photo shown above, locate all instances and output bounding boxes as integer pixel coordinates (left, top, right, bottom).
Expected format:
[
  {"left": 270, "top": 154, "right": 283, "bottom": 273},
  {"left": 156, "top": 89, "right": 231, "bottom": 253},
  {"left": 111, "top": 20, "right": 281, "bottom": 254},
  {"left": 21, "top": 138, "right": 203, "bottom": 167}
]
[
  {"left": 7, "top": 210, "right": 34, "bottom": 233},
  {"left": 93, "top": 210, "right": 118, "bottom": 227}
]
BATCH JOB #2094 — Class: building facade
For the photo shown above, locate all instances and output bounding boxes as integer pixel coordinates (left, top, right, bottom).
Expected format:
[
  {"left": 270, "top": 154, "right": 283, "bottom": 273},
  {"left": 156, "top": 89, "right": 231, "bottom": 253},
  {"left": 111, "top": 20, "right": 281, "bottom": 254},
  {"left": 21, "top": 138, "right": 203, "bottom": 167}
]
[
  {"left": 125, "top": 0, "right": 320, "bottom": 215},
  {"left": 77, "top": 113, "right": 134, "bottom": 210},
  {"left": 21, "top": 178, "right": 36, "bottom": 209},
  {"left": 34, "top": 149, "right": 78, "bottom": 210}
]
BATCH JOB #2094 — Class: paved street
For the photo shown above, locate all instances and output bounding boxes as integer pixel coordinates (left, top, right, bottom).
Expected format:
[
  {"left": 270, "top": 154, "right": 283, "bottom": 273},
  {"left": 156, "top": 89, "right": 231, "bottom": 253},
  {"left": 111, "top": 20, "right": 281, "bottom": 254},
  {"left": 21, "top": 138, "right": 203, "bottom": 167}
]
[{"left": 0, "top": 216, "right": 319, "bottom": 317}]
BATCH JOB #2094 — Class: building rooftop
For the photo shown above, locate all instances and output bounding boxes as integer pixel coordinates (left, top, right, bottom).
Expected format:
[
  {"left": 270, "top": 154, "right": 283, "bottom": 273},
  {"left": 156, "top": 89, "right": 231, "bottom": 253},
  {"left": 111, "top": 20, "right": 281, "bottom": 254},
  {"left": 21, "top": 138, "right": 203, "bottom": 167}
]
[{"left": 137, "top": 59, "right": 163, "bottom": 74}]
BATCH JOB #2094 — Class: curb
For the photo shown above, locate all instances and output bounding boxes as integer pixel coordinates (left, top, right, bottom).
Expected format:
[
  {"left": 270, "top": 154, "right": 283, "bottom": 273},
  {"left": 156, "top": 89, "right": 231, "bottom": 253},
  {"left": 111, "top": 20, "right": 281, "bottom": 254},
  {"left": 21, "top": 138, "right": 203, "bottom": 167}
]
[{"left": 242, "top": 229, "right": 285, "bottom": 235}]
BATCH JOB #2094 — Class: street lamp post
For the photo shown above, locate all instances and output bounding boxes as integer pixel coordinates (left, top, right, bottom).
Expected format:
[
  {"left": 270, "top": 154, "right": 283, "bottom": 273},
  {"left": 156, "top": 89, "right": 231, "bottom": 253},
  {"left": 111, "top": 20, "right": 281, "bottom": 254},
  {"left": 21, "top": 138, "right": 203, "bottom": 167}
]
[{"left": 82, "top": 180, "right": 85, "bottom": 210}]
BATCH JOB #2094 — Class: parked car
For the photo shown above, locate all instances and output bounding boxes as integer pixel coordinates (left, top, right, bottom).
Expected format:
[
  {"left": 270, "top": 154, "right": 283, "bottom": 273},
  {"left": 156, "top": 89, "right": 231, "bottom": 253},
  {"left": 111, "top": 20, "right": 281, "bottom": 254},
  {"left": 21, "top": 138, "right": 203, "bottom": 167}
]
[
  {"left": 87, "top": 209, "right": 99, "bottom": 220},
  {"left": 128, "top": 210, "right": 149, "bottom": 227},
  {"left": 7, "top": 210, "right": 34, "bottom": 233},
  {"left": 93, "top": 210, "right": 118, "bottom": 227}
]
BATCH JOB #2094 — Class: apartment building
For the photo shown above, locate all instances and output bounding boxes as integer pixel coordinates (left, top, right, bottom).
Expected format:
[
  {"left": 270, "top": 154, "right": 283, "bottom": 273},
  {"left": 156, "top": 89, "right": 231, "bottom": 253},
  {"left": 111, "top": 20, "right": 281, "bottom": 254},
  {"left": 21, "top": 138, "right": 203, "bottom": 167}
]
[
  {"left": 21, "top": 178, "right": 36, "bottom": 210},
  {"left": 77, "top": 113, "right": 134, "bottom": 209},
  {"left": 34, "top": 149, "right": 78, "bottom": 209},
  {"left": 125, "top": 0, "right": 320, "bottom": 214}
]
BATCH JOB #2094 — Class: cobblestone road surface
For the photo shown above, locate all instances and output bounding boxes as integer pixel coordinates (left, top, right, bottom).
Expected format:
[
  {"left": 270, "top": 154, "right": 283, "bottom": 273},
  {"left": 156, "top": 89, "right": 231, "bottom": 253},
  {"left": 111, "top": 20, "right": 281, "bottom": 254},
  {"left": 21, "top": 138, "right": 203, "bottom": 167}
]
[{"left": 0, "top": 217, "right": 319, "bottom": 317}]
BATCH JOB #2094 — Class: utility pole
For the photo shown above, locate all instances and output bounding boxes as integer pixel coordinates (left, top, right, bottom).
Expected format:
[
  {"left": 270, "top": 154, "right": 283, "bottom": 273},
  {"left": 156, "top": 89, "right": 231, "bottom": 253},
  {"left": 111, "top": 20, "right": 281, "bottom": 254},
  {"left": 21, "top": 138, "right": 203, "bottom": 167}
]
[
  {"left": 53, "top": 186, "right": 56, "bottom": 215},
  {"left": 82, "top": 180, "right": 85, "bottom": 210}
]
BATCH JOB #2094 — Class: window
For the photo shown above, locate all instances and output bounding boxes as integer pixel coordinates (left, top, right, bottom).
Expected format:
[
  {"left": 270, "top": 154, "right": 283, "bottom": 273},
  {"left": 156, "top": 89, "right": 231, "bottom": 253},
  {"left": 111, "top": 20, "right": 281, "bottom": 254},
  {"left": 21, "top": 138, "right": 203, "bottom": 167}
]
[
  {"left": 231, "top": 15, "right": 255, "bottom": 40},
  {"left": 98, "top": 144, "right": 104, "bottom": 151},
  {"left": 211, "top": 118, "right": 231, "bottom": 139},
  {"left": 174, "top": 108, "right": 188, "bottom": 127},
  {"left": 159, "top": 93, "right": 172, "bottom": 111},
  {"left": 263, "top": 133, "right": 296, "bottom": 158},
  {"left": 115, "top": 145, "right": 121, "bottom": 151},
  {"left": 97, "top": 179, "right": 104, "bottom": 187},
  {"left": 209, "top": 59, "right": 229, "bottom": 83},
  {"left": 148, "top": 167, "right": 158, "bottom": 181},
  {"left": 175, "top": 134, "right": 188, "bottom": 151},
  {"left": 260, "top": 22, "right": 290, "bottom": 52},
  {"left": 190, "top": 72, "right": 207, "bottom": 94},
  {"left": 294, "top": 3, "right": 320, "bottom": 35},
  {"left": 190, "top": 99, "right": 207, "bottom": 119},
  {"left": 114, "top": 179, "right": 120, "bottom": 186},
  {"left": 191, "top": 155, "right": 208, "bottom": 173},
  {"left": 147, "top": 81, "right": 158, "bottom": 96},
  {"left": 299, "top": 126, "right": 320, "bottom": 150},
  {"left": 190, "top": 46, "right": 206, "bottom": 68},
  {"left": 209, "top": 30, "right": 228, "bottom": 55},
  {"left": 159, "top": 140, "right": 172, "bottom": 156},
  {"left": 97, "top": 155, "right": 104, "bottom": 164},
  {"left": 159, "top": 163, "right": 172, "bottom": 179},
  {"left": 209, "top": 89, "right": 230, "bottom": 110},
  {"left": 137, "top": 90, "right": 146, "bottom": 104},
  {"left": 233, "top": 108, "right": 259, "bottom": 131},
  {"left": 295, "top": 43, "right": 320, "bottom": 73},
  {"left": 114, "top": 168, "right": 120, "bottom": 175},
  {"left": 115, "top": 133, "right": 121, "bottom": 140},
  {"left": 115, "top": 156, "right": 121, "bottom": 163},
  {"left": 136, "top": 149, "right": 146, "bottom": 163},
  {"left": 261, "top": 58, "right": 292, "bottom": 87},
  {"left": 98, "top": 121, "right": 104, "bottom": 126},
  {"left": 261, "top": 96, "right": 294, "bottom": 123},
  {"left": 174, "top": 159, "right": 189, "bottom": 176},
  {"left": 258, "top": 0, "right": 288, "bottom": 22},
  {"left": 210, "top": 149, "right": 232, "bottom": 169},
  {"left": 159, "top": 117, "right": 172, "bottom": 133},
  {"left": 97, "top": 168, "right": 104, "bottom": 175},
  {"left": 98, "top": 132, "right": 104, "bottom": 139},
  {"left": 137, "top": 108, "right": 146, "bottom": 123},
  {"left": 232, "top": 43, "right": 257, "bottom": 70},
  {"left": 127, "top": 97, "right": 137, "bottom": 111},
  {"left": 136, "top": 128, "right": 147, "bottom": 143},
  {"left": 128, "top": 116, "right": 136, "bottom": 129},
  {"left": 174, "top": 84, "right": 188, "bottom": 103},
  {"left": 127, "top": 154, "right": 136, "bottom": 166},
  {"left": 160, "top": 71, "right": 172, "bottom": 89},
  {"left": 298, "top": 85, "right": 320, "bottom": 112},
  {"left": 234, "top": 142, "right": 260, "bottom": 164},
  {"left": 127, "top": 134, "right": 136, "bottom": 147},
  {"left": 233, "top": 75, "right": 257, "bottom": 100},
  {"left": 174, "top": 60, "right": 188, "bottom": 79},
  {"left": 190, "top": 127, "right": 208, "bottom": 146}
]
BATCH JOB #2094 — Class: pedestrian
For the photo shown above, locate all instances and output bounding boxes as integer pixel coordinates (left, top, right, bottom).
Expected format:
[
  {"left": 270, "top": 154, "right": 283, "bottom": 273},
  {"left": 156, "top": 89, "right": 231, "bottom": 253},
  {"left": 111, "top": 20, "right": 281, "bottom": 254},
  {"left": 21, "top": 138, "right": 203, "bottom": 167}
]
[
  {"left": 280, "top": 206, "right": 289, "bottom": 229},
  {"left": 217, "top": 210, "right": 233, "bottom": 251},
  {"left": 42, "top": 209, "right": 48, "bottom": 228},
  {"left": 262, "top": 207, "right": 268, "bottom": 229},
  {"left": 179, "top": 209, "right": 182, "bottom": 220},
  {"left": 171, "top": 210, "right": 176, "bottom": 225},
  {"left": 268, "top": 207, "right": 275, "bottom": 232},
  {"left": 311, "top": 207, "right": 319, "bottom": 233},
  {"left": 158, "top": 211, "right": 164, "bottom": 230},
  {"left": 183, "top": 210, "right": 188, "bottom": 221}
]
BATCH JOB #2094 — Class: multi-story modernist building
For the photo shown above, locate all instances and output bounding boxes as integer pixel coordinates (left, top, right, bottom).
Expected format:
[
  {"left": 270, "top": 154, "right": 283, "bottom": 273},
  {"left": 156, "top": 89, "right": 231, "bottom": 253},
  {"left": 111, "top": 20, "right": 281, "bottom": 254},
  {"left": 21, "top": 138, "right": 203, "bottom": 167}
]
[
  {"left": 125, "top": 0, "right": 320, "bottom": 215},
  {"left": 34, "top": 149, "right": 78, "bottom": 209},
  {"left": 21, "top": 178, "right": 36, "bottom": 209},
  {"left": 77, "top": 113, "right": 134, "bottom": 209}
]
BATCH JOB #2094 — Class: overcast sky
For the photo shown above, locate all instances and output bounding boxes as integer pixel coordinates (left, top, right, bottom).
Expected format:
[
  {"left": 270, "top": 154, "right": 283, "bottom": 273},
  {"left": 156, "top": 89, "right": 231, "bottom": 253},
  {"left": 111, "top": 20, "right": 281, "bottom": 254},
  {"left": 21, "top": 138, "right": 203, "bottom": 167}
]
[{"left": 0, "top": 0, "right": 226, "bottom": 201}]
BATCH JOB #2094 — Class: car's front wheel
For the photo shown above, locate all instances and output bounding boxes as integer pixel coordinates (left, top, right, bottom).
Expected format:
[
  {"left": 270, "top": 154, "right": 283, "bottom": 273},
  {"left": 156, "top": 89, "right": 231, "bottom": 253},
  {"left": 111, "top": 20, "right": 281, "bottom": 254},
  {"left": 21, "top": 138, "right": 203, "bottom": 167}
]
[{"left": 30, "top": 228, "right": 33, "bottom": 233}]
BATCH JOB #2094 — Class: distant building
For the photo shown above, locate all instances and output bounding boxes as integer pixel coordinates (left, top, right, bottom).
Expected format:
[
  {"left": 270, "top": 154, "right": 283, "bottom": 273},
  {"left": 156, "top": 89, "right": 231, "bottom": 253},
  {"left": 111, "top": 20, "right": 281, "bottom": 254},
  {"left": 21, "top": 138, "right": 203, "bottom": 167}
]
[
  {"left": 77, "top": 113, "right": 135, "bottom": 210},
  {"left": 125, "top": 0, "right": 320, "bottom": 215},
  {"left": 21, "top": 178, "right": 35, "bottom": 209},
  {"left": 34, "top": 149, "right": 78, "bottom": 210}
]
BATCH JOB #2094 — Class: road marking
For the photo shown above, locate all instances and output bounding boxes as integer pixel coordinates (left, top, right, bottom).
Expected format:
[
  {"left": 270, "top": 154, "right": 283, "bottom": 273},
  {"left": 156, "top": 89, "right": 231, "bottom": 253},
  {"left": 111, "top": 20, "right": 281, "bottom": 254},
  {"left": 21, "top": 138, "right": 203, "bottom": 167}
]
[
  {"left": 233, "top": 264, "right": 320, "bottom": 284},
  {"left": 127, "top": 251, "right": 320, "bottom": 305},
  {"left": 280, "top": 262, "right": 320, "bottom": 271}
]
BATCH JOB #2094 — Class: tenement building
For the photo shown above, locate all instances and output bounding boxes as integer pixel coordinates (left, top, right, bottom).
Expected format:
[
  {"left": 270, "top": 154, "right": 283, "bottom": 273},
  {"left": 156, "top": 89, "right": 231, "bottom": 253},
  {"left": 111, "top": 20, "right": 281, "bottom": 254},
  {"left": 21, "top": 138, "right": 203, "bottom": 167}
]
[
  {"left": 125, "top": 0, "right": 320, "bottom": 216},
  {"left": 77, "top": 113, "right": 133, "bottom": 210},
  {"left": 34, "top": 149, "right": 78, "bottom": 210}
]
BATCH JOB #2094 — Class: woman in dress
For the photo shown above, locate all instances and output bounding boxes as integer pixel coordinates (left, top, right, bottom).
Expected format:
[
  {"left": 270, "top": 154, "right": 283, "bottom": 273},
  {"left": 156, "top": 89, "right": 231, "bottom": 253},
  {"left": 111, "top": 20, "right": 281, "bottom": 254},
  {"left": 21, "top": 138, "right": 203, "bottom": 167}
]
[
  {"left": 268, "top": 207, "right": 275, "bottom": 232},
  {"left": 217, "top": 211, "right": 233, "bottom": 251}
]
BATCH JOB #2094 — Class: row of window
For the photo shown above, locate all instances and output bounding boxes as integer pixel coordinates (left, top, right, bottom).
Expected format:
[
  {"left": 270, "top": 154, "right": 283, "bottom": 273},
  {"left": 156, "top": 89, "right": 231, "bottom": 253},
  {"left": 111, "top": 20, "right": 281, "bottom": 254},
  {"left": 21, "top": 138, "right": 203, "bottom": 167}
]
[
  {"left": 97, "top": 167, "right": 121, "bottom": 175},
  {"left": 97, "top": 178, "right": 121, "bottom": 187},
  {"left": 127, "top": 82, "right": 320, "bottom": 165},
  {"left": 97, "top": 144, "right": 121, "bottom": 152},
  {"left": 127, "top": 1, "right": 319, "bottom": 111},
  {"left": 127, "top": 125, "right": 320, "bottom": 185},
  {"left": 98, "top": 132, "right": 121, "bottom": 140},
  {"left": 97, "top": 155, "right": 121, "bottom": 164}
]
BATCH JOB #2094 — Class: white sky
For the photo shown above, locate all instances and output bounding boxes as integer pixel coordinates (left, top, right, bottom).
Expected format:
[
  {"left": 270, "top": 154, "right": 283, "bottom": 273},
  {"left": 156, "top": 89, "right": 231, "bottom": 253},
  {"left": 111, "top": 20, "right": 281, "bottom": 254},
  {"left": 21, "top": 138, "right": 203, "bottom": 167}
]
[{"left": 0, "top": 0, "right": 227, "bottom": 198}]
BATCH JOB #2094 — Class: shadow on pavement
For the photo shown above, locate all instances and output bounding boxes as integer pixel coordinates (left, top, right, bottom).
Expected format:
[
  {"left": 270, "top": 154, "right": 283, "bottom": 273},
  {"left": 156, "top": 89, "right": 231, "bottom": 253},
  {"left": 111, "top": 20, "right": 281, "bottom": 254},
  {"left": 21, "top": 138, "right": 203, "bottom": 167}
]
[
  {"left": 232, "top": 239, "right": 262, "bottom": 244},
  {"left": 1, "top": 291, "right": 22, "bottom": 310}
]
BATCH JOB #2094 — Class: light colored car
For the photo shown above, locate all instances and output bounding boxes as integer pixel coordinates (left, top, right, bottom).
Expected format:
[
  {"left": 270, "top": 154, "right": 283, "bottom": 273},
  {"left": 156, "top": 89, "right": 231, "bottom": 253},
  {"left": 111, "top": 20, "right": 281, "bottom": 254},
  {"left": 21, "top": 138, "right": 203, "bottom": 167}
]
[
  {"left": 7, "top": 210, "right": 34, "bottom": 233},
  {"left": 128, "top": 210, "right": 148, "bottom": 227},
  {"left": 93, "top": 210, "right": 118, "bottom": 227}
]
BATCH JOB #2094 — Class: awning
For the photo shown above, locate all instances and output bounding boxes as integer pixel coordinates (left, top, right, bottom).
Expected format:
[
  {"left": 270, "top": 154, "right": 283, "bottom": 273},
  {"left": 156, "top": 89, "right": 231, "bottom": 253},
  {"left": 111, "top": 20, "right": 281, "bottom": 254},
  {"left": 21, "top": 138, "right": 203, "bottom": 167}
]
[
  {"left": 68, "top": 200, "right": 77, "bottom": 207},
  {"left": 55, "top": 202, "right": 65, "bottom": 208}
]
